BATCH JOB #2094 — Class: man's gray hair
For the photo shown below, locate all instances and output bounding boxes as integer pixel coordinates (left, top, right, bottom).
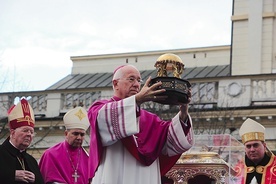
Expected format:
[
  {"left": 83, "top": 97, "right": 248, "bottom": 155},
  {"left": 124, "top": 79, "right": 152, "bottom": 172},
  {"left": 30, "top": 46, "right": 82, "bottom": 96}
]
[{"left": 112, "top": 65, "right": 138, "bottom": 81}]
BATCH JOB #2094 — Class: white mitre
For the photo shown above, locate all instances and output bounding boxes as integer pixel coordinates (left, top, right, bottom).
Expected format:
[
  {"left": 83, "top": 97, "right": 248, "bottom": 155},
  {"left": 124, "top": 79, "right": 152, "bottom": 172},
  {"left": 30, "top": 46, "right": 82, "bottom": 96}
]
[
  {"left": 63, "top": 107, "right": 90, "bottom": 131},
  {"left": 239, "top": 118, "right": 265, "bottom": 144}
]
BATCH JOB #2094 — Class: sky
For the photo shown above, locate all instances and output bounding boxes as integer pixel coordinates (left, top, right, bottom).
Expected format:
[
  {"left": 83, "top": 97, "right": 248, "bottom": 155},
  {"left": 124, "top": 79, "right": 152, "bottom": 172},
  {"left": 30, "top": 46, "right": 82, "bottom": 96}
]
[{"left": 0, "top": 0, "right": 233, "bottom": 92}]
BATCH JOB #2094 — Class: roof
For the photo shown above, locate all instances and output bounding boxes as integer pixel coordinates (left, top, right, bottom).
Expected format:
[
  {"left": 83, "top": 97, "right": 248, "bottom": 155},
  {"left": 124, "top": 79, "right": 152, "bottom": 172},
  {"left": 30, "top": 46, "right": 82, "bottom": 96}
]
[{"left": 47, "top": 65, "right": 230, "bottom": 90}]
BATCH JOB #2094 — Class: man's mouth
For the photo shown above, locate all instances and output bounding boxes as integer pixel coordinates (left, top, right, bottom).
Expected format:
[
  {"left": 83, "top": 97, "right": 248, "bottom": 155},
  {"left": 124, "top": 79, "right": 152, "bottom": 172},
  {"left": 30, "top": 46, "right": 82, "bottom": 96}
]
[{"left": 131, "top": 89, "right": 139, "bottom": 93}]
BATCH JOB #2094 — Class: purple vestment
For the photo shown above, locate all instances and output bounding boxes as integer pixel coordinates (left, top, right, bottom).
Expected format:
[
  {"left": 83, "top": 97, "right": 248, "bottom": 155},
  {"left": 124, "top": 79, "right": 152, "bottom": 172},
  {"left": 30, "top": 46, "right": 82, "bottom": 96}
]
[
  {"left": 88, "top": 96, "right": 192, "bottom": 180},
  {"left": 39, "top": 141, "right": 89, "bottom": 184}
]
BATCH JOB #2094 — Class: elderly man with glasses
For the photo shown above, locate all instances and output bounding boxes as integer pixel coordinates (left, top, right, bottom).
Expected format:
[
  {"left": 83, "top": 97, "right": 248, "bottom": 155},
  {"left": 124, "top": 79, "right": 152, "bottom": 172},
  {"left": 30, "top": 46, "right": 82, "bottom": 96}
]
[
  {"left": 39, "top": 107, "right": 90, "bottom": 184},
  {"left": 88, "top": 64, "right": 195, "bottom": 184},
  {"left": 0, "top": 98, "right": 44, "bottom": 183}
]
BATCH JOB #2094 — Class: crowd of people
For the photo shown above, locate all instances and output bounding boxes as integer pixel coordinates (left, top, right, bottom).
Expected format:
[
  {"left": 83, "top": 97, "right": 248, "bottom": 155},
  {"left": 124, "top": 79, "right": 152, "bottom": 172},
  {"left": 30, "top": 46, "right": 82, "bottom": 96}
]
[{"left": 0, "top": 64, "right": 275, "bottom": 184}]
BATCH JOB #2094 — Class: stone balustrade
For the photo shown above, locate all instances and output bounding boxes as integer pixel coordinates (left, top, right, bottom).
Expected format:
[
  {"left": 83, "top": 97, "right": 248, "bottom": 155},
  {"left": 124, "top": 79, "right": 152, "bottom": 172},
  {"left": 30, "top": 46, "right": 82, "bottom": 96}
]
[{"left": 1, "top": 76, "right": 276, "bottom": 119}]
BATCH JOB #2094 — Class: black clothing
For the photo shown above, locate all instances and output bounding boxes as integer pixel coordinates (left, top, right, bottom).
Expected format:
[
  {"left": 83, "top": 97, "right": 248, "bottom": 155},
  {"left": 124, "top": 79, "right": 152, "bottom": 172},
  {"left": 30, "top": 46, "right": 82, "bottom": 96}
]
[
  {"left": 0, "top": 137, "right": 44, "bottom": 184},
  {"left": 245, "top": 153, "right": 270, "bottom": 184}
]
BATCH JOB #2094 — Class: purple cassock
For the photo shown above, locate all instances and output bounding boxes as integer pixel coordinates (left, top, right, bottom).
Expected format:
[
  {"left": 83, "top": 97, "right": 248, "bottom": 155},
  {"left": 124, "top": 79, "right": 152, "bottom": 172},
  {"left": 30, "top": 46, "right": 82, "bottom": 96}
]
[
  {"left": 39, "top": 141, "right": 89, "bottom": 184},
  {"left": 87, "top": 96, "right": 193, "bottom": 181}
]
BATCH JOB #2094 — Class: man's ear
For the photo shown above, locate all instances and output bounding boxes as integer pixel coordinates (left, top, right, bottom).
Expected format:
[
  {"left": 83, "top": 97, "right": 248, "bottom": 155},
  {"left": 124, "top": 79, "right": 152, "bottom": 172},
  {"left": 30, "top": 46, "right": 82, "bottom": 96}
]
[
  {"left": 10, "top": 129, "right": 15, "bottom": 137},
  {"left": 113, "top": 80, "right": 119, "bottom": 90},
  {"left": 65, "top": 130, "right": 69, "bottom": 136}
]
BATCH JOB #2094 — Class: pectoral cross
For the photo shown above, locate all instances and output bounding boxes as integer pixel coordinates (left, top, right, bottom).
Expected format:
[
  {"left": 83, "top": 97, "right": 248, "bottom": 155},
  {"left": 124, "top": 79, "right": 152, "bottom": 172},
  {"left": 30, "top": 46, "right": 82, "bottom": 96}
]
[{"left": 72, "top": 170, "right": 80, "bottom": 183}]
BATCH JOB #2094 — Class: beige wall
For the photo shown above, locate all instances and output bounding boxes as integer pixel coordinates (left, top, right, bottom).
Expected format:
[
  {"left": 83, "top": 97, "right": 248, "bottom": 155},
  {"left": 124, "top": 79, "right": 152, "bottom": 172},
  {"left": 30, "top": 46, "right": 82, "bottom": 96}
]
[
  {"left": 70, "top": 46, "right": 230, "bottom": 74},
  {"left": 232, "top": 0, "right": 276, "bottom": 75}
]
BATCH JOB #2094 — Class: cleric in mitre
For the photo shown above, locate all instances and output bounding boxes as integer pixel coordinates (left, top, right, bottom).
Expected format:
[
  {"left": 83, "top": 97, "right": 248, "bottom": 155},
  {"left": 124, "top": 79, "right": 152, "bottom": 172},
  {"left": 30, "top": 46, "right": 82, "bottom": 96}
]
[
  {"left": 39, "top": 107, "right": 90, "bottom": 184},
  {"left": 238, "top": 118, "right": 276, "bottom": 184}
]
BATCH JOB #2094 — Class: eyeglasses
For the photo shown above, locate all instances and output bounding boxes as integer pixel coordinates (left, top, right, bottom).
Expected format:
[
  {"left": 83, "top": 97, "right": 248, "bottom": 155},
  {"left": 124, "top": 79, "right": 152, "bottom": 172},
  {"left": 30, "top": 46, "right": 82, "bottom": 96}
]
[
  {"left": 71, "top": 132, "right": 85, "bottom": 137},
  {"left": 120, "top": 77, "right": 143, "bottom": 84}
]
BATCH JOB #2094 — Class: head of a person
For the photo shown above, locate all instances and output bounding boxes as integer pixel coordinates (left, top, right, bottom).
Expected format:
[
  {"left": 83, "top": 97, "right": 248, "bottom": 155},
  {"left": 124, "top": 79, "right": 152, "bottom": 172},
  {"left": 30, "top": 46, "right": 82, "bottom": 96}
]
[
  {"left": 244, "top": 140, "right": 266, "bottom": 164},
  {"left": 8, "top": 98, "right": 35, "bottom": 151},
  {"left": 239, "top": 118, "right": 266, "bottom": 164},
  {"left": 112, "top": 65, "right": 143, "bottom": 99},
  {"left": 63, "top": 106, "right": 90, "bottom": 148}
]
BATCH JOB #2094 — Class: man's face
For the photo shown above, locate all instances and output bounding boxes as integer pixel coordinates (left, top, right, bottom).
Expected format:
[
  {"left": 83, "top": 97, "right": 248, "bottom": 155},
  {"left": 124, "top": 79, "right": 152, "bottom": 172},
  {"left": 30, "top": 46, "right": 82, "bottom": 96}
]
[
  {"left": 10, "top": 126, "right": 35, "bottom": 150},
  {"left": 113, "top": 66, "right": 142, "bottom": 99},
  {"left": 65, "top": 129, "right": 86, "bottom": 148},
  {"left": 244, "top": 140, "right": 266, "bottom": 164}
]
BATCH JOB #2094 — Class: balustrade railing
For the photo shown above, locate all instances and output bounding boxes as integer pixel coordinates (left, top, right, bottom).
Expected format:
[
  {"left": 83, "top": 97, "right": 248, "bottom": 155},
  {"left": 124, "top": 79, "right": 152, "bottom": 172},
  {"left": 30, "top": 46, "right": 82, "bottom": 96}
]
[
  {"left": 1, "top": 76, "right": 276, "bottom": 119},
  {"left": 252, "top": 78, "right": 276, "bottom": 102}
]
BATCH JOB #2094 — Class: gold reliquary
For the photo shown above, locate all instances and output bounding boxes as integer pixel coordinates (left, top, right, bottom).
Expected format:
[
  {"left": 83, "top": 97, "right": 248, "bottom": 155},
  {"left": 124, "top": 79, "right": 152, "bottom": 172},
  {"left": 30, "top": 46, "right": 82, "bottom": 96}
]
[{"left": 150, "top": 53, "right": 191, "bottom": 105}]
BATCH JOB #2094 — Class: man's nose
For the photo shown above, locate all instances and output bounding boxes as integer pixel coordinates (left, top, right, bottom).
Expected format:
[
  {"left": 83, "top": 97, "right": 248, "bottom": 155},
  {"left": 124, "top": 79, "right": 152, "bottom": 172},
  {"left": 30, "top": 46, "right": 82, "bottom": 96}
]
[
  {"left": 133, "top": 79, "right": 141, "bottom": 86},
  {"left": 76, "top": 134, "right": 82, "bottom": 138},
  {"left": 249, "top": 146, "right": 256, "bottom": 151}
]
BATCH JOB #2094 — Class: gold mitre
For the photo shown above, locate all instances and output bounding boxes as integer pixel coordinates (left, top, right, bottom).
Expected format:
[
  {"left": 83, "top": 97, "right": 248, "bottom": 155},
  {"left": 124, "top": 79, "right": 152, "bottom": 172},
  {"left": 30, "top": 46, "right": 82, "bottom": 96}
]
[
  {"left": 239, "top": 118, "right": 265, "bottom": 144},
  {"left": 154, "top": 53, "right": 184, "bottom": 78}
]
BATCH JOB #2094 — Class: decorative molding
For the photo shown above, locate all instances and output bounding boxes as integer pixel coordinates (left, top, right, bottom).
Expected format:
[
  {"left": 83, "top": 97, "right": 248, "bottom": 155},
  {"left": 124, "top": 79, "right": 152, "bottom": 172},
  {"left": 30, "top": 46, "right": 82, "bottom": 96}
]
[
  {"left": 226, "top": 82, "right": 243, "bottom": 97},
  {"left": 231, "top": 14, "right": 248, "bottom": 21}
]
